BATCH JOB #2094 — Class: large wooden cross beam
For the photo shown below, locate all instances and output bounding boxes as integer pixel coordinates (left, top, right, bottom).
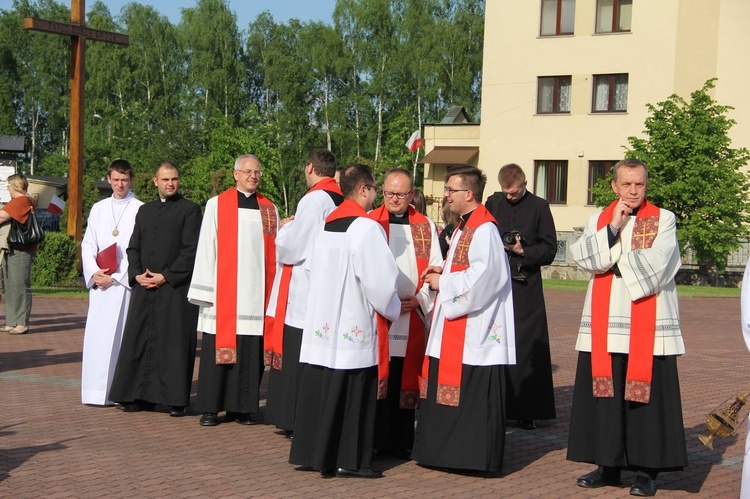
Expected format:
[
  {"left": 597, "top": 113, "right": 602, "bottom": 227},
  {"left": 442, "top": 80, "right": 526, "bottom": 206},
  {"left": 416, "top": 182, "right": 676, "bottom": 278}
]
[{"left": 24, "top": 0, "right": 128, "bottom": 245}]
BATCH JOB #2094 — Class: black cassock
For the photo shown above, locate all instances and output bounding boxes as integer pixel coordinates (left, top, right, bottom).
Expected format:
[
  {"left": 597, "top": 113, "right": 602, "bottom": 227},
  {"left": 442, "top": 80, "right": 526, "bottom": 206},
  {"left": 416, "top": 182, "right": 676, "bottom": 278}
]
[
  {"left": 485, "top": 190, "right": 557, "bottom": 421},
  {"left": 109, "top": 194, "right": 202, "bottom": 408}
]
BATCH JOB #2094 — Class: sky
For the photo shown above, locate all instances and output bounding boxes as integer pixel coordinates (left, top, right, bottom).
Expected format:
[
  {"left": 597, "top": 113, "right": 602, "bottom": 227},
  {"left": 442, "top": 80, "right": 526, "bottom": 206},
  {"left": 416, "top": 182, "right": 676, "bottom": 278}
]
[{"left": 0, "top": 0, "right": 338, "bottom": 29}]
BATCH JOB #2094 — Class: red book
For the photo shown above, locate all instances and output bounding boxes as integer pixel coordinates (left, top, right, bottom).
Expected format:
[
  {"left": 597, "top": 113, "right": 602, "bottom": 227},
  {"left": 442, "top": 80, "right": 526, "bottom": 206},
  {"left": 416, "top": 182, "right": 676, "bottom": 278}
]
[{"left": 96, "top": 243, "right": 118, "bottom": 275}]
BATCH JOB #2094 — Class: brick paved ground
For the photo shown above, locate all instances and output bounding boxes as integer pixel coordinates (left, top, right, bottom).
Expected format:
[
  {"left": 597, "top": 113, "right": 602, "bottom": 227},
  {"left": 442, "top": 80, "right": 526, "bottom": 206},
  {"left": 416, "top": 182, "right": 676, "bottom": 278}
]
[{"left": 0, "top": 289, "right": 745, "bottom": 498}]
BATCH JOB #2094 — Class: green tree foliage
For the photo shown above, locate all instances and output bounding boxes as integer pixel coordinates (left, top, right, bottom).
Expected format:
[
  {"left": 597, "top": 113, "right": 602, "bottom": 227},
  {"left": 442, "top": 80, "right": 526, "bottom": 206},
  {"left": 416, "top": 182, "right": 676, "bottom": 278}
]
[
  {"left": 180, "top": 0, "right": 245, "bottom": 125},
  {"left": 31, "top": 231, "right": 79, "bottom": 286},
  {"left": 0, "top": 0, "right": 485, "bottom": 218},
  {"left": 183, "top": 116, "right": 282, "bottom": 210},
  {"left": 590, "top": 79, "right": 750, "bottom": 273}
]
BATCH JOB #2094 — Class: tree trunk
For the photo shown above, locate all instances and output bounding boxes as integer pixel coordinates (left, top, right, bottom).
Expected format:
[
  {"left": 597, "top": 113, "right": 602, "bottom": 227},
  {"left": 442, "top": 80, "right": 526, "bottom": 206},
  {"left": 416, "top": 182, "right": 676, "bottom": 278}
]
[
  {"left": 324, "top": 75, "right": 331, "bottom": 151},
  {"left": 30, "top": 108, "right": 39, "bottom": 175},
  {"left": 375, "top": 93, "right": 382, "bottom": 161}
]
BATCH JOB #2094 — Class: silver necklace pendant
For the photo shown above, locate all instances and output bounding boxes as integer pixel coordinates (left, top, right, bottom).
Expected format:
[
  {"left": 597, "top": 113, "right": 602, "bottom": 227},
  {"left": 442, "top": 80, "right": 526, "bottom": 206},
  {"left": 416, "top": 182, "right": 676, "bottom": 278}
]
[{"left": 112, "top": 228, "right": 119, "bottom": 237}]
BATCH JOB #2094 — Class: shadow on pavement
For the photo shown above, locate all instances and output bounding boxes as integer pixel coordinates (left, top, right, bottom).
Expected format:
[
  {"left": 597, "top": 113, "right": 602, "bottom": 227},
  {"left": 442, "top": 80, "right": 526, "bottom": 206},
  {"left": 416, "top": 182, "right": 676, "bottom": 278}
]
[
  {"left": 0, "top": 435, "right": 84, "bottom": 483},
  {"left": 0, "top": 349, "right": 81, "bottom": 372}
]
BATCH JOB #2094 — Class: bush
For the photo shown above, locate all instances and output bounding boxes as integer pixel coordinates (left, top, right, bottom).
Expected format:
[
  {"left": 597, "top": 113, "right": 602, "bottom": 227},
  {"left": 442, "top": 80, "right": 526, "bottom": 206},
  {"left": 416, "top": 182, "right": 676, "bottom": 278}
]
[{"left": 31, "top": 232, "right": 79, "bottom": 287}]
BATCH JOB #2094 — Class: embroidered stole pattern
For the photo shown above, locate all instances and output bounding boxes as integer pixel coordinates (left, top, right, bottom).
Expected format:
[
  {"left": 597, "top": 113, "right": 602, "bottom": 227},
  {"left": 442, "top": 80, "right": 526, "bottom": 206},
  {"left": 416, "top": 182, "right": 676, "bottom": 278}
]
[
  {"left": 216, "top": 188, "right": 277, "bottom": 365},
  {"left": 591, "top": 199, "right": 659, "bottom": 403}
]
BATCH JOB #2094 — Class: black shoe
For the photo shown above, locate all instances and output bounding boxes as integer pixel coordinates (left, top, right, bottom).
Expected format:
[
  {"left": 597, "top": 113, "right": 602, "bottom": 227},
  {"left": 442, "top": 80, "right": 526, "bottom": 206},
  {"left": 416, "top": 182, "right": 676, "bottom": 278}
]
[
  {"left": 199, "top": 413, "right": 219, "bottom": 426},
  {"left": 320, "top": 469, "right": 336, "bottom": 479},
  {"left": 117, "top": 403, "right": 143, "bottom": 413},
  {"left": 170, "top": 406, "right": 186, "bottom": 417},
  {"left": 225, "top": 412, "right": 257, "bottom": 425},
  {"left": 334, "top": 467, "right": 382, "bottom": 479},
  {"left": 630, "top": 476, "right": 656, "bottom": 496},
  {"left": 518, "top": 420, "right": 537, "bottom": 430},
  {"left": 576, "top": 467, "right": 622, "bottom": 488}
]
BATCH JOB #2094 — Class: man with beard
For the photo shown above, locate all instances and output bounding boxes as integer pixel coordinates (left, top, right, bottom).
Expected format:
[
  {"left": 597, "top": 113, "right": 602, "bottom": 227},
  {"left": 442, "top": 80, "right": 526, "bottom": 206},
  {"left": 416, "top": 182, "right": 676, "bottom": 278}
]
[
  {"left": 412, "top": 164, "right": 516, "bottom": 474},
  {"left": 289, "top": 164, "right": 400, "bottom": 478},
  {"left": 109, "top": 161, "right": 202, "bottom": 416}
]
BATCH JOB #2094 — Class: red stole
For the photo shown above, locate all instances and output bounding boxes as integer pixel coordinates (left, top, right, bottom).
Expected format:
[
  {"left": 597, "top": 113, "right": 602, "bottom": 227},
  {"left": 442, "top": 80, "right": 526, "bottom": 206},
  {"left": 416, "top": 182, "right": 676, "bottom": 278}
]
[
  {"left": 216, "top": 188, "right": 277, "bottom": 364},
  {"left": 267, "top": 177, "right": 342, "bottom": 369},
  {"left": 420, "top": 204, "right": 497, "bottom": 407},
  {"left": 370, "top": 205, "right": 432, "bottom": 409},
  {"left": 327, "top": 199, "right": 391, "bottom": 400},
  {"left": 591, "top": 199, "right": 660, "bottom": 404}
]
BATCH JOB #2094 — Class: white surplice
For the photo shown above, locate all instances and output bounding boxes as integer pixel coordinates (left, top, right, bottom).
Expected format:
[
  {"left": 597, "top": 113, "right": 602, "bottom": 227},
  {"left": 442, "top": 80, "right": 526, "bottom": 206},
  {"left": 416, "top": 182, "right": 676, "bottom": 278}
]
[
  {"left": 300, "top": 217, "right": 401, "bottom": 369},
  {"left": 740, "top": 257, "right": 750, "bottom": 498},
  {"left": 266, "top": 190, "right": 339, "bottom": 328},
  {"left": 188, "top": 192, "right": 279, "bottom": 336},
  {"left": 80, "top": 192, "right": 143, "bottom": 405},
  {"left": 387, "top": 217, "right": 443, "bottom": 357},
  {"left": 424, "top": 218, "right": 516, "bottom": 366},
  {"left": 570, "top": 208, "right": 684, "bottom": 356}
]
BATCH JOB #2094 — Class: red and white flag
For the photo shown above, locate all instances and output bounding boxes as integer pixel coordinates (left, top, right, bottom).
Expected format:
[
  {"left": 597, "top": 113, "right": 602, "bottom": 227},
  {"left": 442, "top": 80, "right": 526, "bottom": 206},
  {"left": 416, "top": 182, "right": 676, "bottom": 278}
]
[
  {"left": 405, "top": 130, "right": 423, "bottom": 153},
  {"left": 48, "top": 194, "right": 65, "bottom": 215}
]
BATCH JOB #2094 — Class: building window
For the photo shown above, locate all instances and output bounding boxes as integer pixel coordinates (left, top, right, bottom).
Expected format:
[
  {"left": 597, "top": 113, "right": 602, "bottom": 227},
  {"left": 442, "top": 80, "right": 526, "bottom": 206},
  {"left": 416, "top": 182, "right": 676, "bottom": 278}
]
[
  {"left": 592, "top": 74, "right": 628, "bottom": 112},
  {"left": 596, "top": 0, "right": 632, "bottom": 33},
  {"left": 555, "top": 238, "right": 567, "bottom": 261},
  {"left": 540, "top": 0, "right": 575, "bottom": 36},
  {"left": 537, "top": 76, "right": 571, "bottom": 114},
  {"left": 535, "top": 160, "right": 568, "bottom": 204},
  {"left": 588, "top": 160, "right": 616, "bottom": 204}
]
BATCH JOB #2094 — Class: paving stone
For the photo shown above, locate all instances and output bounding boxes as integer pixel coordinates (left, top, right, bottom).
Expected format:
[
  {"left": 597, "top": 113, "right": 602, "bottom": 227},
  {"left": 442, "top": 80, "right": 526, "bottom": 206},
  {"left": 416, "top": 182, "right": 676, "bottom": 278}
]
[{"left": 0, "top": 291, "right": 745, "bottom": 496}]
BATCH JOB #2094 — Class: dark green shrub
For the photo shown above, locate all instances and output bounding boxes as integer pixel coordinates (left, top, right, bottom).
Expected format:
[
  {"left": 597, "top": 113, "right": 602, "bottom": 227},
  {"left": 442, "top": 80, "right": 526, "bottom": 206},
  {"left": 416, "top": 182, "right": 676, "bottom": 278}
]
[{"left": 31, "top": 232, "right": 79, "bottom": 287}]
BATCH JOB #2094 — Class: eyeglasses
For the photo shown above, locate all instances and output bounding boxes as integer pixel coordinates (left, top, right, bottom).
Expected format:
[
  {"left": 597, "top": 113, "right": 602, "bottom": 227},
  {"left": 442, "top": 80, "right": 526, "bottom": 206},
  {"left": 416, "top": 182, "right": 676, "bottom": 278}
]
[
  {"left": 444, "top": 187, "right": 469, "bottom": 195},
  {"left": 236, "top": 169, "right": 262, "bottom": 177},
  {"left": 383, "top": 190, "right": 412, "bottom": 199},
  {"left": 364, "top": 184, "right": 378, "bottom": 191}
]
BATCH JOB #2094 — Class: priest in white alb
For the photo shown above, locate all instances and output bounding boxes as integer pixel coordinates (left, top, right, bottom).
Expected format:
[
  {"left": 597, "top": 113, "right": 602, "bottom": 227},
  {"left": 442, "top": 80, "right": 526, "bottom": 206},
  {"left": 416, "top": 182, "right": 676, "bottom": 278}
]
[
  {"left": 741, "top": 256, "right": 750, "bottom": 499},
  {"left": 566, "top": 158, "right": 687, "bottom": 497},
  {"left": 289, "top": 163, "right": 401, "bottom": 479},
  {"left": 412, "top": 164, "right": 516, "bottom": 474},
  {"left": 368, "top": 167, "right": 443, "bottom": 458},
  {"left": 264, "top": 148, "right": 343, "bottom": 436},
  {"left": 81, "top": 160, "right": 144, "bottom": 406},
  {"left": 188, "top": 154, "right": 278, "bottom": 426}
]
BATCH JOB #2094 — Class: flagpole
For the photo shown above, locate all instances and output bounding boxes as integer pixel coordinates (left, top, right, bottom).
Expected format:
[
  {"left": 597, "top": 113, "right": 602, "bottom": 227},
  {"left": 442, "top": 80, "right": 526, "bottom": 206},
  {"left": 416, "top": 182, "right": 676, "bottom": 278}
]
[{"left": 412, "top": 147, "right": 421, "bottom": 180}]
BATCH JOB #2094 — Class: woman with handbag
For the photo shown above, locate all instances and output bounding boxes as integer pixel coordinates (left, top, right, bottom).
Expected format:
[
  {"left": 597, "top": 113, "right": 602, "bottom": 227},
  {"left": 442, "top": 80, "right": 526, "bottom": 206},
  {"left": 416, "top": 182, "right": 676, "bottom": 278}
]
[{"left": 0, "top": 173, "right": 38, "bottom": 334}]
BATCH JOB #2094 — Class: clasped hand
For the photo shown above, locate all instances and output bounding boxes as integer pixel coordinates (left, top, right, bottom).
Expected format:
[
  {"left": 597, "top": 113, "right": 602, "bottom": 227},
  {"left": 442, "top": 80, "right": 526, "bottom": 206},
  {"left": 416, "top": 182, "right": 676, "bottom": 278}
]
[
  {"left": 420, "top": 265, "right": 443, "bottom": 291},
  {"left": 136, "top": 269, "right": 166, "bottom": 289}
]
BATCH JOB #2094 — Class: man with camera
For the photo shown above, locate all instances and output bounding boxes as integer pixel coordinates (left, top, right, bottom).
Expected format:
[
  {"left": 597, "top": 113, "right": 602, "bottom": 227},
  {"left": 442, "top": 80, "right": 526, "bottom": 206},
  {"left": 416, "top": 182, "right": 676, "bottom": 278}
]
[{"left": 485, "top": 163, "right": 557, "bottom": 431}]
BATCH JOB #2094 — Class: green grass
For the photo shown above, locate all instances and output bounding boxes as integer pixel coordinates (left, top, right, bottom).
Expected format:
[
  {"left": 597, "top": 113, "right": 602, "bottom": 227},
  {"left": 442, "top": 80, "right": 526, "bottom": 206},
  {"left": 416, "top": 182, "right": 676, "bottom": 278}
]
[
  {"left": 32, "top": 279, "right": 740, "bottom": 299},
  {"left": 543, "top": 278, "right": 740, "bottom": 298},
  {"left": 31, "top": 286, "right": 88, "bottom": 299}
]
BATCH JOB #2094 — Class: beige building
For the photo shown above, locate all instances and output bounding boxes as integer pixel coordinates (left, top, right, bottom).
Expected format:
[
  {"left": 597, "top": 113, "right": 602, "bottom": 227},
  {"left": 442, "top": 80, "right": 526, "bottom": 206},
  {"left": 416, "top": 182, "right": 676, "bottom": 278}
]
[{"left": 422, "top": 0, "right": 750, "bottom": 242}]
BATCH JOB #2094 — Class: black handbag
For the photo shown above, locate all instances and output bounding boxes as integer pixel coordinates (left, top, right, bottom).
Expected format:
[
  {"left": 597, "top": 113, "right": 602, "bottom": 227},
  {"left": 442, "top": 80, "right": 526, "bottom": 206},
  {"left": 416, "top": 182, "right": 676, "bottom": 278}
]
[{"left": 8, "top": 206, "right": 45, "bottom": 250}]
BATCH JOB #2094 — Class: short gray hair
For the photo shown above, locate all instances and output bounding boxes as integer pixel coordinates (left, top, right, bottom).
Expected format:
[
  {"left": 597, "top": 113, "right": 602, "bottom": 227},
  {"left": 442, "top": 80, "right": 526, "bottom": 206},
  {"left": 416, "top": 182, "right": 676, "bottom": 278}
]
[
  {"left": 234, "top": 154, "right": 261, "bottom": 170},
  {"left": 612, "top": 158, "right": 648, "bottom": 182}
]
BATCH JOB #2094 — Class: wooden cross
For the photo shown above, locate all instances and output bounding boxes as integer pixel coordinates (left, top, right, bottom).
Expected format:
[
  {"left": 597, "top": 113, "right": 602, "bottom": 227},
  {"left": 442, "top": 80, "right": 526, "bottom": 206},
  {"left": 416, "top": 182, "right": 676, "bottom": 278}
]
[{"left": 24, "top": 0, "right": 128, "bottom": 245}]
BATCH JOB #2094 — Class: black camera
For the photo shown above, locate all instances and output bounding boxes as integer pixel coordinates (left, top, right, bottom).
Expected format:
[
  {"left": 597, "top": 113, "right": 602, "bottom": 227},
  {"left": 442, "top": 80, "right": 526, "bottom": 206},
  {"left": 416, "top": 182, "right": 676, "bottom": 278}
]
[{"left": 502, "top": 230, "right": 524, "bottom": 246}]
